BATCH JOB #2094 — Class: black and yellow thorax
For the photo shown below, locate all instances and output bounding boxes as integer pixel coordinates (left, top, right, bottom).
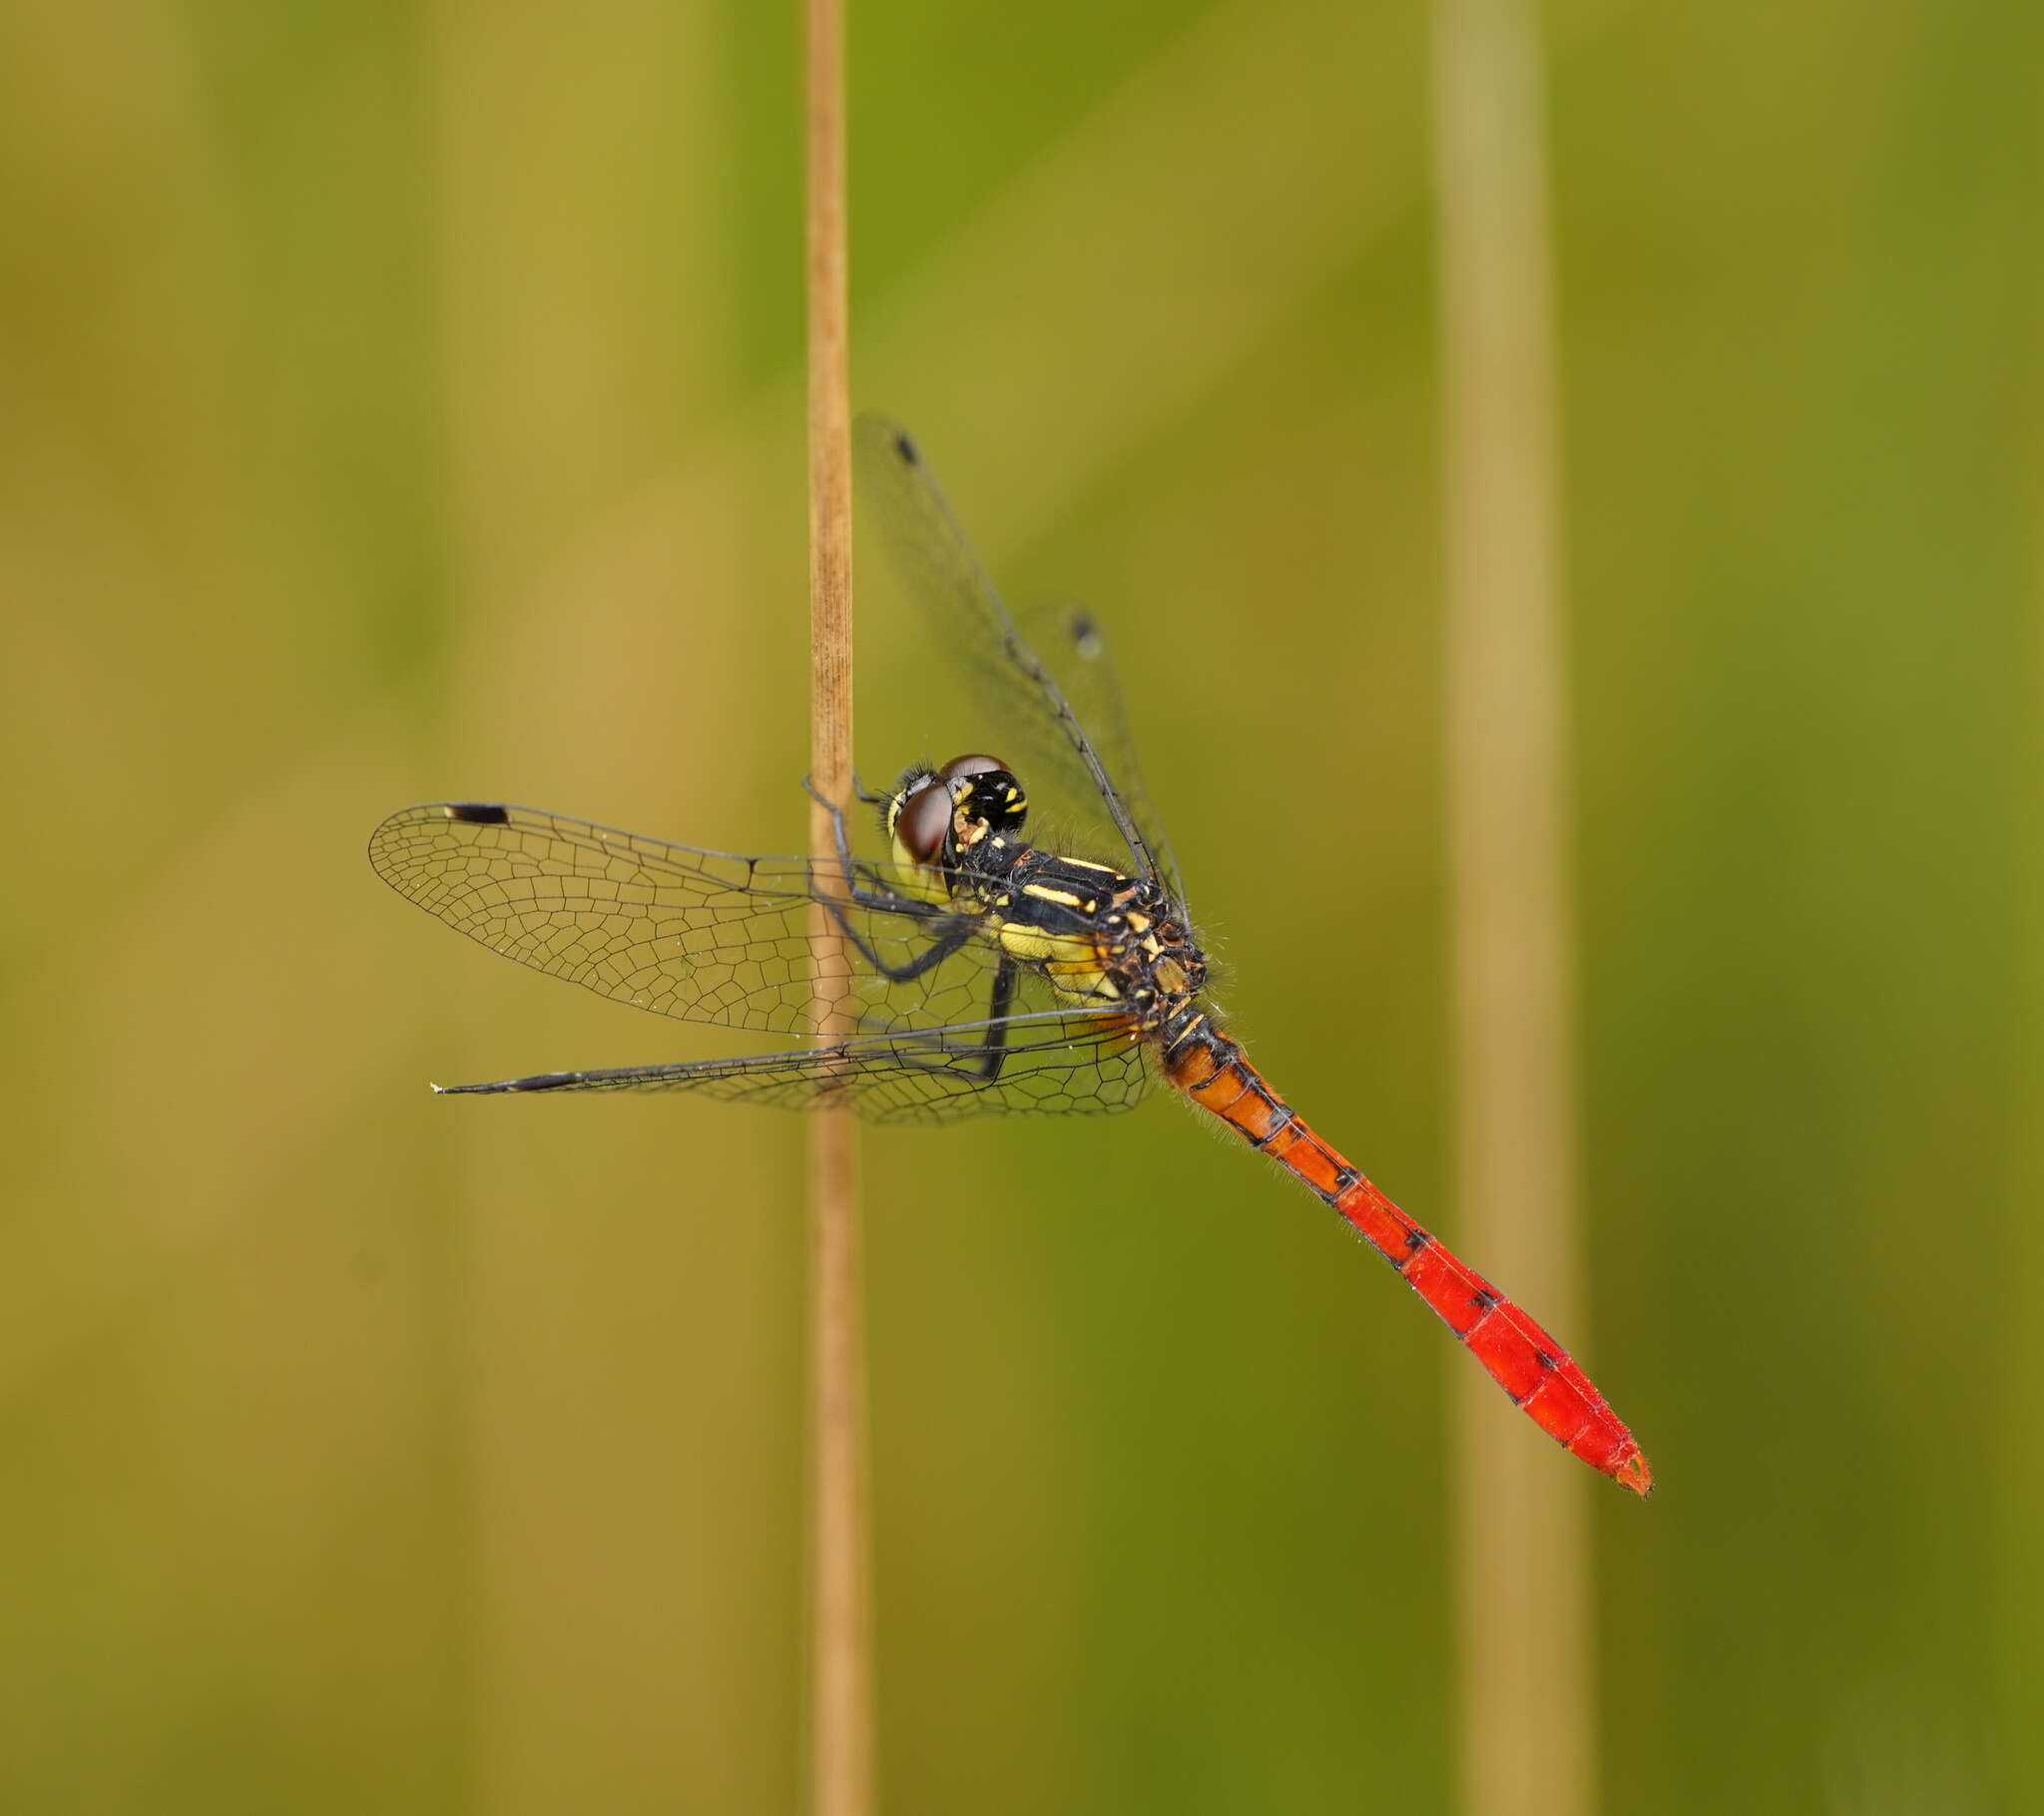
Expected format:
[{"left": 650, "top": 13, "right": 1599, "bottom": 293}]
[
  {"left": 961, "top": 841, "right": 1207, "bottom": 1024},
  {"left": 881, "top": 752, "right": 1207, "bottom": 1028}
]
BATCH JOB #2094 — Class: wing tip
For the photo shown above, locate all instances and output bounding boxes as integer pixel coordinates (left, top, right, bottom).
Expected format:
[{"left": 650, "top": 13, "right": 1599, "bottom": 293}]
[{"left": 855, "top": 410, "right": 920, "bottom": 467}]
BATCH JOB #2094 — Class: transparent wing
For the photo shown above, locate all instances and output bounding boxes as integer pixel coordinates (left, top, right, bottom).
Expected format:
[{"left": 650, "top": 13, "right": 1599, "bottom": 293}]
[
  {"left": 855, "top": 416, "right": 1175, "bottom": 888},
  {"left": 1015, "top": 599, "right": 1188, "bottom": 910},
  {"left": 432, "top": 1004, "right": 1154, "bottom": 1126},
  {"left": 368, "top": 799, "right": 1014, "bottom": 1039}
]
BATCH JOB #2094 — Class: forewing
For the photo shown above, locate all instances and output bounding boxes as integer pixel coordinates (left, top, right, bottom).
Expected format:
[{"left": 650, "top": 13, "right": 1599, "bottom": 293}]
[
  {"left": 856, "top": 416, "right": 1169, "bottom": 885},
  {"left": 1013, "top": 599, "right": 1188, "bottom": 910},
  {"left": 367, "top": 800, "right": 1009, "bottom": 1038}
]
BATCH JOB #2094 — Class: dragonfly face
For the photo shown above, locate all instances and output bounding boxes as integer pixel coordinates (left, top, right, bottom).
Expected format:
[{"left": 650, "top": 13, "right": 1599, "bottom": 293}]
[
  {"left": 884, "top": 751, "right": 1027, "bottom": 874},
  {"left": 367, "top": 415, "right": 1652, "bottom": 1493}
]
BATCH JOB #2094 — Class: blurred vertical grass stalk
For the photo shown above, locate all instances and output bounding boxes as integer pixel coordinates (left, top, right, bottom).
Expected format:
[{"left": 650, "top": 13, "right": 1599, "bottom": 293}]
[
  {"left": 804, "top": 0, "right": 869, "bottom": 1812},
  {"left": 1431, "top": 3, "right": 1597, "bottom": 1816}
]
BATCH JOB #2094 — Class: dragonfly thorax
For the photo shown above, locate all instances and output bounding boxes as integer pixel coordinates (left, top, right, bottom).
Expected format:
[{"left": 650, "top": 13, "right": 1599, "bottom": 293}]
[
  {"left": 889, "top": 755, "right": 1212, "bottom": 1026},
  {"left": 882, "top": 748, "right": 1208, "bottom": 1022},
  {"left": 957, "top": 835, "right": 1209, "bottom": 1028}
]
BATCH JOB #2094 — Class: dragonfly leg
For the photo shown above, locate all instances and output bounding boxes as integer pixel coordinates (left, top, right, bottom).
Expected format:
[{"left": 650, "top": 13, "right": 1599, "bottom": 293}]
[
  {"left": 880, "top": 956, "right": 1019, "bottom": 1083},
  {"left": 801, "top": 772, "right": 973, "bottom": 929},
  {"left": 802, "top": 768, "right": 896, "bottom": 812},
  {"left": 800, "top": 772, "right": 854, "bottom": 869},
  {"left": 820, "top": 907, "right": 979, "bottom": 984},
  {"left": 804, "top": 774, "right": 922, "bottom": 907},
  {"left": 797, "top": 771, "right": 994, "bottom": 989},
  {"left": 801, "top": 774, "right": 873, "bottom": 884}
]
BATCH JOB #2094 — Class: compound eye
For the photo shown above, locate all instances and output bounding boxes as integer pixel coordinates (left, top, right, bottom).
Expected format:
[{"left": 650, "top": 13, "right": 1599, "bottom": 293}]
[
  {"left": 937, "top": 752, "right": 1007, "bottom": 783},
  {"left": 892, "top": 778, "right": 953, "bottom": 865}
]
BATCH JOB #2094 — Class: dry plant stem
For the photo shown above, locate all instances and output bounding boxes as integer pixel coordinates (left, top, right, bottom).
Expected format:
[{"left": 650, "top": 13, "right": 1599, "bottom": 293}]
[
  {"left": 804, "top": 0, "right": 868, "bottom": 1812},
  {"left": 1432, "top": 3, "right": 1598, "bottom": 1816}
]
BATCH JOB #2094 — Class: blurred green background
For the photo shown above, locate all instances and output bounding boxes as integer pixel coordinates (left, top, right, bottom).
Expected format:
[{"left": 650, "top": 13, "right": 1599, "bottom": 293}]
[{"left": 2, "top": 1, "right": 2037, "bottom": 1811}]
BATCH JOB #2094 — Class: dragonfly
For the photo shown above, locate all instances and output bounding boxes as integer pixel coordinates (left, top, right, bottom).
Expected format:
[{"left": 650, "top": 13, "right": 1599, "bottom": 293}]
[{"left": 368, "top": 418, "right": 1653, "bottom": 1496}]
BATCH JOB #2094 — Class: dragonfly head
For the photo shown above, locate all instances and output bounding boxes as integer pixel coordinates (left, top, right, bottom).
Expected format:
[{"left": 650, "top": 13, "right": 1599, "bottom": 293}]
[{"left": 886, "top": 752, "right": 1027, "bottom": 870}]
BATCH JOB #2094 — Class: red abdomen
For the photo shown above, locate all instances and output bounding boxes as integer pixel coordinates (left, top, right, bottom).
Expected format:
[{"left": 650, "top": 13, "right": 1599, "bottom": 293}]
[{"left": 1160, "top": 1016, "right": 1651, "bottom": 1495}]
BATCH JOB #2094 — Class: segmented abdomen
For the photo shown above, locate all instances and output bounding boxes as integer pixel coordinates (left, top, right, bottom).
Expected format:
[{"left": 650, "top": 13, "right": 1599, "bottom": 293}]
[{"left": 1160, "top": 1017, "right": 1651, "bottom": 1495}]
